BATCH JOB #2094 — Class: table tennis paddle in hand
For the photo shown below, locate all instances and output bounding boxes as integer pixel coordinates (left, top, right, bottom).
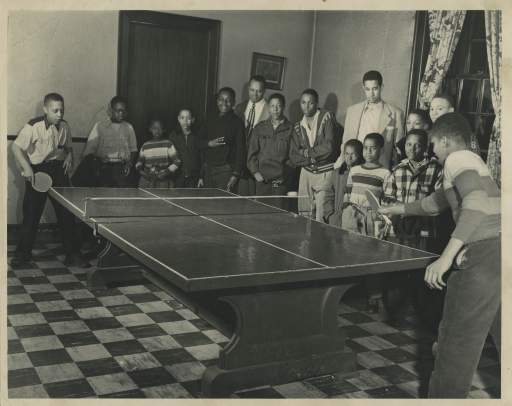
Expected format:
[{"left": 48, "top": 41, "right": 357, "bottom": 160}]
[
  {"left": 32, "top": 172, "right": 53, "bottom": 193},
  {"left": 365, "top": 190, "right": 392, "bottom": 225}
]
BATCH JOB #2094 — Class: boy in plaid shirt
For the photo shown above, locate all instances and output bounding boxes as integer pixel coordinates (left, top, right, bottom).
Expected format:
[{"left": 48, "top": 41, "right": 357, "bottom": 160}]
[{"left": 383, "top": 129, "right": 442, "bottom": 247}]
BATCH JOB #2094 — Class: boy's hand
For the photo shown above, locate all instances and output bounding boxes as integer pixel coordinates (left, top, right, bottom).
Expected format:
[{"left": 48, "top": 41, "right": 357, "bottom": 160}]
[
  {"left": 122, "top": 162, "right": 131, "bottom": 176},
  {"left": 197, "top": 178, "right": 204, "bottom": 188},
  {"left": 424, "top": 256, "right": 451, "bottom": 290},
  {"left": 254, "top": 172, "right": 264, "bottom": 183},
  {"left": 379, "top": 204, "right": 405, "bottom": 217},
  {"left": 157, "top": 169, "right": 170, "bottom": 180},
  {"left": 139, "top": 169, "right": 150, "bottom": 180},
  {"left": 208, "top": 137, "right": 226, "bottom": 148},
  {"left": 21, "top": 167, "right": 34, "bottom": 184},
  {"left": 226, "top": 175, "right": 238, "bottom": 192},
  {"left": 63, "top": 153, "right": 73, "bottom": 175}
]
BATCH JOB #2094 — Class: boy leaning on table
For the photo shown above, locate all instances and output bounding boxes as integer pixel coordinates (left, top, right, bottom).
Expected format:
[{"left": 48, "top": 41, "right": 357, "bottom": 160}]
[
  {"left": 10, "top": 93, "right": 89, "bottom": 268},
  {"left": 379, "top": 112, "right": 500, "bottom": 399}
]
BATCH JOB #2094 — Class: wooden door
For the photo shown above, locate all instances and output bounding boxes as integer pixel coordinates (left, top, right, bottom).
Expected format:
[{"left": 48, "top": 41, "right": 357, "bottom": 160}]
[{"left": 118, "top": 11, "right": 220, "bottom": 145}]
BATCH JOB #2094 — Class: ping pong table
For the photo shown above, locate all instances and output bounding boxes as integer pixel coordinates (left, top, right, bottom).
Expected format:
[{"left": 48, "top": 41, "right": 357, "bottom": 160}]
[{"left": 50, "top": 186, "right": 437, "bottom": 397}]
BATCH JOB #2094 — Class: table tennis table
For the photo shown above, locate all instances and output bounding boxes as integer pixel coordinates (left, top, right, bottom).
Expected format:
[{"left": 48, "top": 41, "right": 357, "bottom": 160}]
[{"left": 50, "top": 186, "right": 437, "bottom": 397}]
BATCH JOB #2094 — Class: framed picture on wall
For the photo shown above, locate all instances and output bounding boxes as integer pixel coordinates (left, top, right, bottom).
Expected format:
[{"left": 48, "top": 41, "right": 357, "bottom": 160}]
[{"left": 250, "top": 52, "right": 287, "bottom": 90}]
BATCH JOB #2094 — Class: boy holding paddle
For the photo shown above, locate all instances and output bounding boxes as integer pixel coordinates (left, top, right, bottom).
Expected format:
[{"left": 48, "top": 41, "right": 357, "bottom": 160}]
[
  {"left": 380, "top": 113, "right": 500, "bottom": 398},
  {"left": 11, "top": 93, "right": 89, "bottom": 268}
]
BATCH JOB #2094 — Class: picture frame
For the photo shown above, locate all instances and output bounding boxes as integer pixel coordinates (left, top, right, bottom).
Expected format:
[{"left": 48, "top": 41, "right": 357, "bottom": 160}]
[{"left": 250, "top": 52, "right": 287, "bottom": 90}]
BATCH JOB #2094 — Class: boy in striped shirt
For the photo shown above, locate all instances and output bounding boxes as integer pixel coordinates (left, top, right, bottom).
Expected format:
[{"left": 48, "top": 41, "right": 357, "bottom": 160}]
[
  {"left": 342, "top": 132, "right": 390, "bottom": 315},
  {"left": 342, "top": 132, "right": 390, "bottom": 236},
  {"left": 380, "top": 113, "right": 500, "bottom": 398},
  {"left": 136, "top": 118, "right": 181, "bottom": 188}
]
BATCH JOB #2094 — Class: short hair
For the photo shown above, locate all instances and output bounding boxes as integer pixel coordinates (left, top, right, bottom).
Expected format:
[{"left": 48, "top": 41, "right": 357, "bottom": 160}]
[
  {"left": 406, "top": 129, "right": 429, "bottom": 147},
  {"left": 249, "top": 75, "right": 266, "bottom": 88},
  {"left": 148, "top": 116, "right": 166, "bottom": 128},
  {"left": 431, "top": 93, "right": 455, "bottom": 108},
  {"left": 218, "top": 87, "right": 236, "bottom": 100},
  {"left": 110, "top": 96, "right": 128, "bottom": 108},
  {"left": 268, "top": 93, "right": 285, "bottom": 106},
  {"left": 408, "top": 108, "right": 431, "bottom": 128},
  {"left": 178, "top": 107, "right": 195, "bottom": 117},
  {"left": 344, "top": 139, "right": 363, "bottom": 156},
  {"left": 364, "top": 132, "right": 385, "bottom": 148},
  {"left": 362, "top": 70, "right": 383, "bottom": 86},
  {"left": 44, "top": 93, "right": 64, "bottom": 105},
  {"left": 430, "top": 112, "right": 471, "bottom": 145},
  {"left": 301, "top": 88, "right": 319, "bottom": 103}
]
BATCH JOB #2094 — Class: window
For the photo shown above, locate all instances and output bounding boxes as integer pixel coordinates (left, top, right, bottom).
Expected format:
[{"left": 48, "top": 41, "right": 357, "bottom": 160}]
[
  {"left": 407, "top": 11, "right": 494, "bottom": 161},
  {"left": 443, "top": 11, "right": 494, "bottom": 160}
]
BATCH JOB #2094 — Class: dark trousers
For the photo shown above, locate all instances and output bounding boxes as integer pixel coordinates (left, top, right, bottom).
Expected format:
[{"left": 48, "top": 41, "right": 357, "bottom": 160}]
[
  {"left": 238, "top": 176, "right": 256, "bottom": 196},
  {"left": 100, "top": 162, "right": 133, "bottom": 187},
  {"left": 174, "top": 174, "right": 199, "bottom": 188},
  {"left": 255, "top": 181, "right": 287, "bottom": 210},
  {"left": 16, "top": 161, "right": 78, "bottom": 257},
  {"left": 428, "top": 237, "right": 501, "bottom": 398},
  {"left": 204, "top": 163, "right": 232, "bottom": 191}
]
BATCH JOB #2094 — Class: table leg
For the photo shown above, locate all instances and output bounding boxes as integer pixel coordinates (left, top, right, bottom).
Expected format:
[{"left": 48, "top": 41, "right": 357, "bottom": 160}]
[
  {"left": 87, "top": 240, "right": 143, "bottom": 288},
  {"left": 201, "top": 283, "right": 356, "bottom": 397}
]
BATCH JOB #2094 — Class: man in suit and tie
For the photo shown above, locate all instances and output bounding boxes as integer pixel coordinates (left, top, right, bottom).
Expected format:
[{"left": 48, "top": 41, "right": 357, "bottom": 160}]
[
  {"left": 235, "top": 75, "right": 271, "bottom": 195},
  {"left": 341, "top": 70, "right": 405, "bottom": 169}
]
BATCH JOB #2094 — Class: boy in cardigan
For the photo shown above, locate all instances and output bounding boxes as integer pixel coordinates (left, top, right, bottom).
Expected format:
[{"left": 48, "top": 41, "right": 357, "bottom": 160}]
[
  {"left": 380, "top": 113, "right": 500, "bottom": 398},
  {"left": 289, "top": 88, "right": 337, "bottom": 222}
]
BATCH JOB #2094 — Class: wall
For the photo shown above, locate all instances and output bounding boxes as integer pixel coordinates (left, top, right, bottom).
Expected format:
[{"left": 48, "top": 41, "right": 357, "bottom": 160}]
[
  {"left": 172, "top": 10, "right": 314, "bottom": 122},
  {"left": 7, "top": 10, "right": 416, "bottom": 224},
  {"left": 7, "top": 10, "right": 315, "bottom": 224},
  {"left": 7, "top": 11, "right": 119, "bottom": 224},
  {"left": 311, "top": 11, "right": 416, "bottom": 124}
]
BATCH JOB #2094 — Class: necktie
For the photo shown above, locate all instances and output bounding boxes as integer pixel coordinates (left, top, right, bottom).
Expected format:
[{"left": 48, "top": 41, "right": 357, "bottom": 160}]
[{"left": 247, "top": 102, "right": 256, "bottom": 132}]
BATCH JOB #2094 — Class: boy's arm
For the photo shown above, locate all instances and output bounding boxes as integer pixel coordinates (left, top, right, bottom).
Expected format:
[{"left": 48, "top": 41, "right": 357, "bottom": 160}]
[
  {"left": 288, "top": 126, "right": 309, "bottom": 167},
  {"left": 127, "top": 125, "right": 138, "bottom": 166},
  {"left": 232, "top": 120, "right": 246, "bottom": 178},
  {"left": 167, "top": 144, "right": 181, "bottom": 172},
  {"left": 449, "top": 168, "right": 499, "bottom": 243},
  {"left": 62, "top": 123, "right": 74, "bottom": 175},
  {"left": 404, "top": 187, "right": 450, "bottom": 216},
  {"left": 382, "top": 171, "right": 398, "bottom": 204},
  {"left": 11, "top": 143, "right": 34, "bottom": 182},
  {"left": 306, "top": 113, "right": 336, "bottom": 161},
  {"left": 246, "top": 127, "right": 260, "bottom": 177},
  {"left": 12, "top": 124, "right": 35, "bottom": 182}
]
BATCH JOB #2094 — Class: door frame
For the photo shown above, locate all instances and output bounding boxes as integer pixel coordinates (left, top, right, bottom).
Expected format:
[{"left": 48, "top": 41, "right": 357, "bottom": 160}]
[{"left": 117, "top": 10, "right": 221, "bottom": 121}]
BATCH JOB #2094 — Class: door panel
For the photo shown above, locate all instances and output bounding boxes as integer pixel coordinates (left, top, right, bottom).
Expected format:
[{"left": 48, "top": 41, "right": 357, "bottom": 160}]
[{"left": 118, "top": 11, "right": 220, "bottom": 145}]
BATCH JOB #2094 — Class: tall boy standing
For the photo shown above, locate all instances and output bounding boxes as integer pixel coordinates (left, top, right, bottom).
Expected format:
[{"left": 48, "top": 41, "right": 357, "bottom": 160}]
[
  {"left": 380, "top": 113, "right": 500, "bottom": 398},
  {"left": 289, "top": 89, "right": 337, "bottom": 222},
  {"left": 343, "top": 70, "right": 404, "bottom": 169}
]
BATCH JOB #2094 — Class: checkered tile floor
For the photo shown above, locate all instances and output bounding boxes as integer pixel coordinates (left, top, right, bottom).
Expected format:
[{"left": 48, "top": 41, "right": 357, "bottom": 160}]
[{"left": 7, "top": 241, "right": 500, "bottom": 399}]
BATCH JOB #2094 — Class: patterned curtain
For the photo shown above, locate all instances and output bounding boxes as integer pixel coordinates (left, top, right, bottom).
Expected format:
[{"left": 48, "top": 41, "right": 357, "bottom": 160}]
[
  {"left": 418, "top": 11, "right": 466, "bottom": 110},
  {"left": 485, "top": 11, "right": 502, "bottom": 187}
]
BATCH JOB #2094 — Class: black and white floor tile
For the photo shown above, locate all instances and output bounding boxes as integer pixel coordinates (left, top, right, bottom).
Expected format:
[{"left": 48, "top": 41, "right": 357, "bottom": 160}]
[{"left": 6, "top": 241, "right": 500, "bottom": 399}]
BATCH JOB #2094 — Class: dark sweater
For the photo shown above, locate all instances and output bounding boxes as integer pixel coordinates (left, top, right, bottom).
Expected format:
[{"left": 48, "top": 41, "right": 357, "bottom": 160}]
[
  {"left": 197, "top": 110, "right": 245, "bottom": 177},
  {"left": 169, "top": 128, "right": 201, "bottom": 178}
]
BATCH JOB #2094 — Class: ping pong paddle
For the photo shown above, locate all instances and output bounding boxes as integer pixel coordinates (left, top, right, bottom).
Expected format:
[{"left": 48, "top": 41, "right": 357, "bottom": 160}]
[
  {"left": 32, "top": 172, "right": 53, "bottom": 193},
  {"left": 365, "top": 190, "right": 392, "bottom": 226},
  {"left": 365, "top": 190, "right": 381, "bottom": 212}
]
